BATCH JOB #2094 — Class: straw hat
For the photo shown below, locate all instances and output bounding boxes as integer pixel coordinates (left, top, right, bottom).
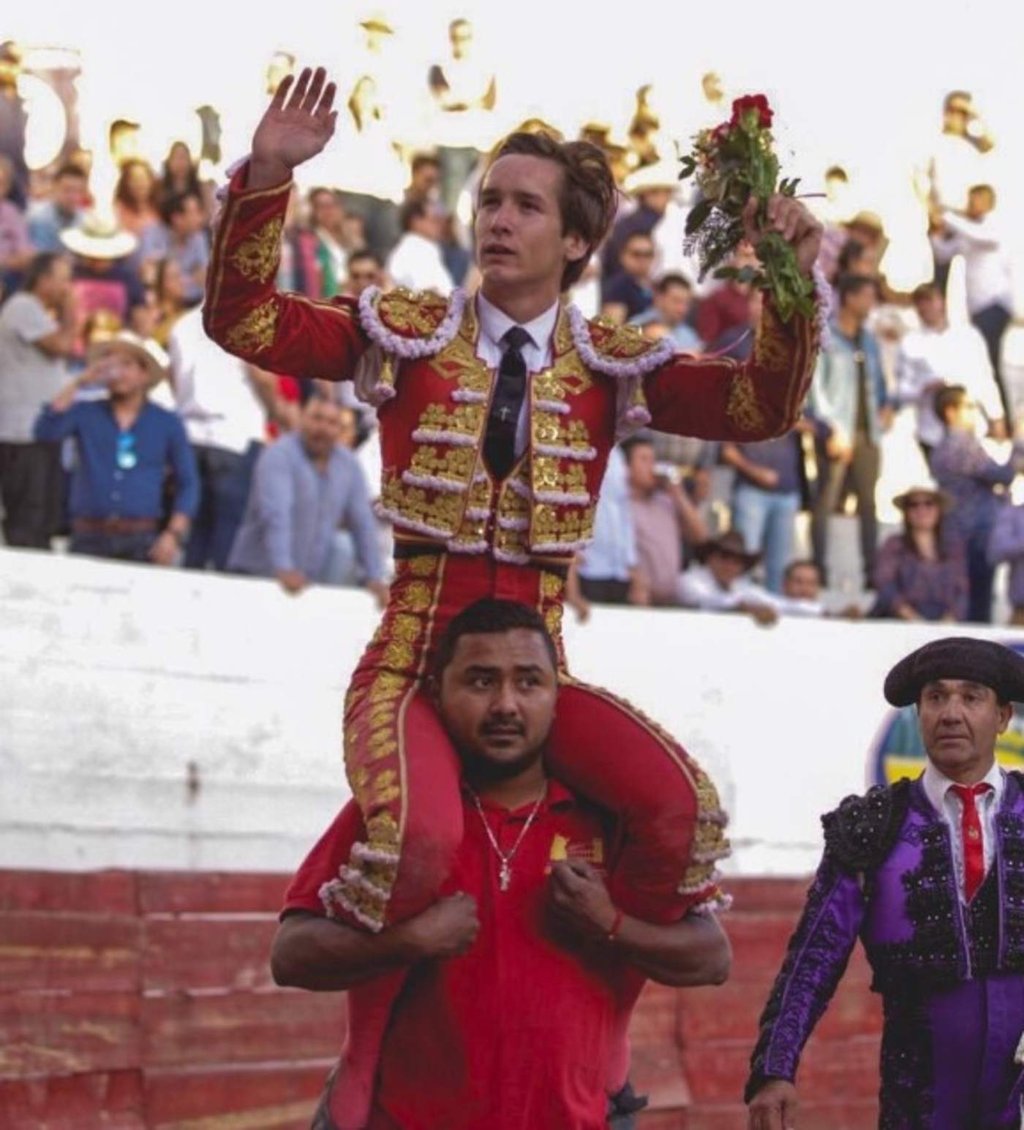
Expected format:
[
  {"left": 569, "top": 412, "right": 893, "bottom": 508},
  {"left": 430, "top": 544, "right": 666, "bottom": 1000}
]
[
  {"left": 88, "top": 331, "right": 169, "bottom": 386},
  {"left": 61, "top": 212, "right": 138, "bottom": 260},
  {"left": 892, "top": 483, "right": 953, "bottom": 514},
  {"left": 624, "top": 160, "right": 679, "bottom": 195}
]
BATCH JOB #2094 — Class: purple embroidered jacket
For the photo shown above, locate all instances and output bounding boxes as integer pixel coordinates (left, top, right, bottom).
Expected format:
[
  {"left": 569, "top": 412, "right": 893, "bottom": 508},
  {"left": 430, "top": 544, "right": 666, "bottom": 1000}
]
[{"left": 747, "top": 772, "right": 1024, "bottom": 1129}]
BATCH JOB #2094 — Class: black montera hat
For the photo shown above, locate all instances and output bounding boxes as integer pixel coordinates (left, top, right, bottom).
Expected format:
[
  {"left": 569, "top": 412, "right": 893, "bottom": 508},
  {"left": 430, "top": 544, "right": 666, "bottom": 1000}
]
[{"left": 883, "top": 637, "right": 1024, "bottom": 707}]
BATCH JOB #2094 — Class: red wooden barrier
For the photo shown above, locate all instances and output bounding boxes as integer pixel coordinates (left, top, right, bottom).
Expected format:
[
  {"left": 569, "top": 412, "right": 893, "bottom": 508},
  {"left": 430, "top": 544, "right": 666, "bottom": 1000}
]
[{"left": 0, "top": 871, "right": 881, "bottom": 1128}]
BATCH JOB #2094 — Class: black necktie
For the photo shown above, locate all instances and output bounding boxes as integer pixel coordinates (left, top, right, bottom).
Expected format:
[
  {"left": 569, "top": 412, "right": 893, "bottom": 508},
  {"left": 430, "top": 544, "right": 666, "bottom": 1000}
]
[{"left": 484, "top": 326, "right": 531, "bottom": 481}]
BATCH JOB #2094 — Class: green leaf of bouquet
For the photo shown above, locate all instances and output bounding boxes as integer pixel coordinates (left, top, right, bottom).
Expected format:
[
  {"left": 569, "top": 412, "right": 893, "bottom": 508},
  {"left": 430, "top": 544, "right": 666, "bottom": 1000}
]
[{"left": 685, "top": 199, "right": 714, "bottom": 235}]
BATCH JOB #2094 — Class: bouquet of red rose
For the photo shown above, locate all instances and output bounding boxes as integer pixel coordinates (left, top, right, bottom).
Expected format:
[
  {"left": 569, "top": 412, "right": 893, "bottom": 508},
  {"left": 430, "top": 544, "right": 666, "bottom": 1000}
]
[{"left": 679, "top": 94, "right": 815, "bottom": 322}]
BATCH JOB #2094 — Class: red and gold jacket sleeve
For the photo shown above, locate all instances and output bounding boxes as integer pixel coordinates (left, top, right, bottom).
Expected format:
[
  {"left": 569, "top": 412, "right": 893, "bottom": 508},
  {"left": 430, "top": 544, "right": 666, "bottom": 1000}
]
[
  {"left": 203, "top": 162, "right": 369, "bottom": 379},
  {"left": 642, "top": 297, "right": 819, "bottom": 440}
]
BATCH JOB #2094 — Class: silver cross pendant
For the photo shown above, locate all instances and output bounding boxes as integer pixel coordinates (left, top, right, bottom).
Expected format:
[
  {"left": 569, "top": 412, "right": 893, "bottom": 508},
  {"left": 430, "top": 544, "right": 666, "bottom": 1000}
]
[{"left": 499, "top": 862, "right": 511, "bottom": 891}]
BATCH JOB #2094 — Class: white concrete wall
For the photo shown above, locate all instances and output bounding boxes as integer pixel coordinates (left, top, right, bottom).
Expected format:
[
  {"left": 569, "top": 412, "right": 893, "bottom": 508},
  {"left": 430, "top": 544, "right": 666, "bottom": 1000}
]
[{"left": 2, "top": 547, "right": 1020, "bottom": 877}]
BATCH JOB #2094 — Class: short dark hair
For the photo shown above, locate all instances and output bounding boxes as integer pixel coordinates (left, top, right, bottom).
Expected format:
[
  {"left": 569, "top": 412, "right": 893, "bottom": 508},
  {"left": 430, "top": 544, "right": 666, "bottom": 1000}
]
[
  {"left": 837, "top": 238, "right": 867, "bottom": 275},
  {"left": 160, "top": 190, "right": 201, "bottom": 226},
  {"left": 399, "top": 195, "right": 432, "bottom": 233},
  {"left": 783, "top": 559, "right": 821, "bottom": 583},
  {"left": 968, "top": 183, "right": 995, "bottom": 205},
  {"left": 935, "top": 383, "right": 968, "bottom": 424},
  {"left": 23, "top": 252, "right": 66, "bottom": 292},
  {"left": 54, "top": 162, "right": 87, "bottom": 182},
  {"left": 620, "top": 432, "right": 655, "bottom": 464},
  {"left": 431, "top": 598, "right": 558, "bottom": 680},
  {"left": 485, "top": 130, "right": 617, "bottom": 290},
  {"left": 411, "top": 153, "right": 440, "bottom": 176},
  {"left": 654, "top": 272, "right": 691, "bottom": 295},
  {"left": 912, "top": 281, "right": 942, "bottom": 304},
  {"left": 347, "top": 248, "right": 382, "bottom": 271},
  {"left": 836, "top": 273, "right": 877, "bottom": 306}
]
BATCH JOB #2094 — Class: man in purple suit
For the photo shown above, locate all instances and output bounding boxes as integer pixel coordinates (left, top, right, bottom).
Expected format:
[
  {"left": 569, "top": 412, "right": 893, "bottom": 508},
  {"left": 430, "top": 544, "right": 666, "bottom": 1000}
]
[{"left": 746, "top": 637, "right": 1024, "bottom": 1130}]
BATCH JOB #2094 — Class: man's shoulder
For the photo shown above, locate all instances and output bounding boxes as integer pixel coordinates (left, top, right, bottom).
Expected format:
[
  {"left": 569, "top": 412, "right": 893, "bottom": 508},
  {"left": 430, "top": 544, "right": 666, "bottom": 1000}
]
[{"left": 821, "top": 779, "right": 913, "bottom": 872}]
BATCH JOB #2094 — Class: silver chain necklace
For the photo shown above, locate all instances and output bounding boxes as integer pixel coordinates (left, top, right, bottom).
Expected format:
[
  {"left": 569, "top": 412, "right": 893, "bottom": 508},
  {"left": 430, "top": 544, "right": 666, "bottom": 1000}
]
[{"left": 467, "top": 786, "right": 546, "bottom": 892}]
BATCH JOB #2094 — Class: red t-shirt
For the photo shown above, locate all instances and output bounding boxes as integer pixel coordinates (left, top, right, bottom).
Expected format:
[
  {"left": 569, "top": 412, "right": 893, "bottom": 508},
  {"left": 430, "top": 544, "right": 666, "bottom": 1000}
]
[{"left": 283, "top": 782, "right": 642, "bottom": 1130}]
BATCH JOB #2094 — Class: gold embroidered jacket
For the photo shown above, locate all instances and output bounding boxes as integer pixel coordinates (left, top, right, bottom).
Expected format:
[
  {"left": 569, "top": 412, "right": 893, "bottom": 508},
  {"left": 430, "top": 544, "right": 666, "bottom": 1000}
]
[{"left": 205, "top": 164, "right": 821, "bottom": 564}]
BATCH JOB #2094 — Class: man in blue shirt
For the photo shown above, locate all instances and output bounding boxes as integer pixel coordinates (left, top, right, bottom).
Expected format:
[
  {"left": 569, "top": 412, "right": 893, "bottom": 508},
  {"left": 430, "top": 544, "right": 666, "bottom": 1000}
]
[
  {"left": 35, "top": 331, "right": 199, "bottom": 563},
  {"left": 809, "top": 274, "right": 891, "bottom": 586},
  {"left": 228, "top": 395, "right": 387, "bottom": 602}
]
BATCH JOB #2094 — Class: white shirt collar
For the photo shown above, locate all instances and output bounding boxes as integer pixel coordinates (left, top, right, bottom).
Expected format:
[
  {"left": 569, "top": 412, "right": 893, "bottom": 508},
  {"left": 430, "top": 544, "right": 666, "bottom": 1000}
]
[
  {"left": 475, "top": 290, "right": 559, "bottom": 354},
  {"left": 922, "top": 759, "right": 1004, "bottom": 815}
]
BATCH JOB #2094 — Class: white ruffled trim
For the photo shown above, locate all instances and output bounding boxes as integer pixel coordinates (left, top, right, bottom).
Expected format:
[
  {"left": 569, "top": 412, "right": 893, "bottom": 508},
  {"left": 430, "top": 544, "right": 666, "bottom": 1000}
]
[
  {"left": 493, "top": 547, "right": 531, "bottom": 564},
  {"left": 464, "top": 506, "right": 491, "bottom": 521},
  {"left": 411, "top": 428, "right": 478, "bottom": 447},
  {"left": 359, "top": 286, "right": 468, "bottom": 358},
  {"left": 447, "top": 539, "right": 489, "bottom": 554},
  {"left": 319, "top": 876, "right": 386, "bottom": 931},
  {"left": 531, "top": 538, "right": 591, "bottom": 554},
  {"left": 497, "top": 516, "right": 530, "bottom": 530},
  {"left": 401, "top": 471, "right": 469, "bottom": 494},
  {"left": 535, "top": 442, "right": 597, "bottom": 461},
  {"left": 351, "top": 842, "right": 400, "bottom": 866},
  {"left": 535, "top": 398, "right": 570, "bottom": 415},
  {"left": 535, "top": 489, "right": 591, "bottom": 506},
  {"left": 613, "top": 377, "right": 654, "bottom": 443},
  {"left": 508, "top": 477, "right": 532, "bottom": 499},
  {"left": 567, "top": 303, "right": 674, "bottom": 378},
  {"left": 811, "top": 264, "right": 832, "bottom": 350},
  {"left": 689, "top": 890, "right": 734, "bottom": 915},
  {"left": 452, "top": 389, "right": 488, "bottom": 403}
]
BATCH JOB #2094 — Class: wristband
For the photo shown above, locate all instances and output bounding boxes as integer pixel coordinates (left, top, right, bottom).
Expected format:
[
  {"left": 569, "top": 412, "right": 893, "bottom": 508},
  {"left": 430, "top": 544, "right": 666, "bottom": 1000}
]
[{"left": 606, "top": 908, "right": 624, "bottom": 942}]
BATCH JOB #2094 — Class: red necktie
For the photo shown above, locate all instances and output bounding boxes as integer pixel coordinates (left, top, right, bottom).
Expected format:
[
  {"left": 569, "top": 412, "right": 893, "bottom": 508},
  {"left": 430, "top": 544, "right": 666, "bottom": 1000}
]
[{"left": 951, "top": 783, "right": 992, "bottom": 901}]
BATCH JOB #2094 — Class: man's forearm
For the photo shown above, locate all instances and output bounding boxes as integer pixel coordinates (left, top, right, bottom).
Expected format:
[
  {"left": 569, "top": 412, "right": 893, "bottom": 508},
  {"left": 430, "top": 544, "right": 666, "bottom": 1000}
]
[
  {"left": 271, "top": 912, "right": 420, "bottom": 991},
  {"left": 613, "top": 911, "right": 731, "bottom": 987}
]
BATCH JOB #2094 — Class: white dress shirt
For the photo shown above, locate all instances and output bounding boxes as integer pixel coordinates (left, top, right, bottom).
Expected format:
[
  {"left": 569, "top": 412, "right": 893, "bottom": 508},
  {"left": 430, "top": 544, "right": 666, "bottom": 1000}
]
[
  {"left": 896, "top": 322, "right": 1004, "bottom": 445},
  {"left": 922, "top": 760, "right": 1003, "bottom": 903},
  {"left": 474, "top": 291, "right": 558, "bottom": 458},
  {"left": 932, "top": 211, "right": 1014, "bottom": 315}
]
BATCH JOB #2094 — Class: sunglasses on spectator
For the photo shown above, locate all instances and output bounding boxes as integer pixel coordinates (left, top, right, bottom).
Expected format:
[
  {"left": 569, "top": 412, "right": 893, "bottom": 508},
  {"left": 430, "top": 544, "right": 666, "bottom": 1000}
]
[{"left": 116, "top": 433, "right": 137, "bottom": 470}]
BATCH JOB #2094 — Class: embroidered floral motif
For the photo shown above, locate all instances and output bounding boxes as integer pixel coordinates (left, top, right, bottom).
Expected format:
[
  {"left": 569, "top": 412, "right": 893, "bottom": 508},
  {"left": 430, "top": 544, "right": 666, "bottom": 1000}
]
[
  {"left": 412, "top": 402, "right": 488, "bottom": 445},
  {"left": 532, "top": 457, "right": 590, "bottom": 504},
  {"left": 531, "top": 416, "right": 597, "bottom": 460},
  {"left": 376, "top": 287, "right": 451, "bottom": 335},
  {"left": 725, "top": 370, "right": 767, "bottom": 434},
  {"left": 229, "top": 216, "right": 283, "bottom": 283},
  {"left": 379, "top": 474, "right": 467, "bottom": 538},
  {"left": 359, "top": 286, "right": 466, "bottom": 358},
  {"left": 404, "top": 445, "right": 478, "bottom": 492},
  {"left": 531, "top": 502, "right": 595, "bottom": 548},
  {"left": 570, "top": 305, "right": 674, "bottom": 377},
  {"left": 822, "top": 781, "right": 911, "bottom": 872},
  {"left": 224, "top": 299, "right": 278, "bottom": 356}
]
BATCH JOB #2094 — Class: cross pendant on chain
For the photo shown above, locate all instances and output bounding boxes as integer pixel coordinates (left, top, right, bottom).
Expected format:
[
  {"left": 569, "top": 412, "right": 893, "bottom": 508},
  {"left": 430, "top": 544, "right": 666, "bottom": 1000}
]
[
  {"left": 497, "top": 406, "right": 511, "bottom": 422},
  {"left": 499, "top": 862, "right": 511, "bottom": 891}
]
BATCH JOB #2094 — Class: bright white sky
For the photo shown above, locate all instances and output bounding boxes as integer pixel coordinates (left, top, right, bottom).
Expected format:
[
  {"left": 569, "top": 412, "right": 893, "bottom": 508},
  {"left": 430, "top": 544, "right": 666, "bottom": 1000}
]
[{"left": 9, "top": 0, "right": 1024, "bottom": 286}]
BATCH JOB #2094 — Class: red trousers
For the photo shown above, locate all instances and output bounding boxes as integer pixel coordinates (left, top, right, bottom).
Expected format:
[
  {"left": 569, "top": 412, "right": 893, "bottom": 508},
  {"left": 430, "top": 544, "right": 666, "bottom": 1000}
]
[{"left": 333, "top": 551, "right": 728, "bottom": 931}]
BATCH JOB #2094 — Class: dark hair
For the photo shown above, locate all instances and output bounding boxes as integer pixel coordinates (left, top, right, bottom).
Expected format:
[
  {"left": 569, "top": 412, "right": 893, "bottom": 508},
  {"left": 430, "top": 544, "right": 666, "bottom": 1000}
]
[
  {"left": 837, "top": 238, "right": 868, "bottom": 275},
  {"left": 836, "top": 273, "right": 878, "bottom": 306},
  {"left": 485, "top": 130, "right": 617, "bottom": 290},
  {"left": 399, "top": 195, "right": 431, "bottom": 233},
  {"left": 114, "top": 158, "right": 157, "bottom": 212},
  {"left": 620, "top": 432, "right": 655, "bottom": 464},
  {"left": 411, "top": 153, "right": 440, "bottom": 176},
  {"left": 654, "top": 272, "right": 691, "bottom": 295},
  {"left": 347, "top": 248, "right": 382, "bottom": 271},
  {"left": 968, "top": 183, "right": 995, "bottom": 205},
  {"left": 160, "top": 143, "right": 201, "bottom": 199},
  {"left": 159, "top": 189, "right": 202, "bottom": 227},
  {"left": 912, "top": 281, "right": 942, "bottom": 304},
  {"left": 935, "top": 383, "right": 968, "bottom": 424},
  {"left": 23, "top": 252, "right": 66, "bottom": 292},
  {"left": 431, "top": 598, "right": 558, "bottom": 679},
  {"left": 54, "top": 162, "right": 87, "bottom": 182},
  {"left": 783, "top": 559, "right": 821, "bottom": 583}
]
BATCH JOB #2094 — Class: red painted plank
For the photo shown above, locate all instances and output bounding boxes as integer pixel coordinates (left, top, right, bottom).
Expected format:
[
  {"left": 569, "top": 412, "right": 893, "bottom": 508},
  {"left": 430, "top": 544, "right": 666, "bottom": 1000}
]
[
  {"left": 142, "top": 916, "right": 278, "bottom": 994},
  {"left": 144, "top": 1061, "right": 331, "bottom": 1124},
  {"left": 0, "top": 1070, "right": 145, "bottom": 1129},
  {"left": 139, "top": 873, "right": 289, "bottom": 916},
  {"left": 0, "top": 912, "right": 140, "bottom": 993},
  {"left": 0, "top": 990, "right": 141, "bottom": 1076},
  {"left": 142, "top": 989, "right": 346, "bottom": 1068},
  {"left": 0, "top": 870, "right": 137, "bottom": 915}
]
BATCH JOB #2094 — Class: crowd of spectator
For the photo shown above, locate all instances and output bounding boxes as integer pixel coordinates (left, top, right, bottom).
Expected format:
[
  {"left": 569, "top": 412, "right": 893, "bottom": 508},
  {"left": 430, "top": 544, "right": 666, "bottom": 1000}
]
[{"left": 0, "top": 28, "right": 1020, "bottom": 624}]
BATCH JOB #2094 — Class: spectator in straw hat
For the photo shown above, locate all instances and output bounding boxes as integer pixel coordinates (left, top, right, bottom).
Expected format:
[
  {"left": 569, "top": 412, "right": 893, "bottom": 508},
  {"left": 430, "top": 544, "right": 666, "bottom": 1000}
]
[
  {"left": 870, "top": 484, "right": 968, "bottom": 622},
  {"left": 61, "top": 213, "right": 146, "bottom": 349},
  {"left": 603, "top": 160, "right": 677, "bottom": 281},
  {"left": 678, "top": 530, "right": 779, "bottom": 625},
  {"left": 34, "top": 330, "right": 197, "bottom": 564}
]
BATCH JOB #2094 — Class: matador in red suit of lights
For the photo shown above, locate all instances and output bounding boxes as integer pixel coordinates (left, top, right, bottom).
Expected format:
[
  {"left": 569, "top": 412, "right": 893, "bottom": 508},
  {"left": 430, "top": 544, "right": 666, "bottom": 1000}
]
[{"left": 204, "top": 64, "right": 826, "bottom": 1120}]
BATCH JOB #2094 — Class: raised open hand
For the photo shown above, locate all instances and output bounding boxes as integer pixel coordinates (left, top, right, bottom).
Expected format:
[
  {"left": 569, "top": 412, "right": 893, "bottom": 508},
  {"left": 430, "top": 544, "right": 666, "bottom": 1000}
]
[{"left": 249, "top": 66, "right": 337, "bottom": 189}]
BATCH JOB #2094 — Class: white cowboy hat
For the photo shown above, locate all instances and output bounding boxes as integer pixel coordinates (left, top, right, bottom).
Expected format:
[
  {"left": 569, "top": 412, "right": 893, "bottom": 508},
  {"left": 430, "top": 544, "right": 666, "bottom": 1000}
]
[
  {"left": 88, "top": 330, "right": 169, "bottom": 386},
  {"left": 624, "top": 160, "right": 679, "bottom": 196},
  {"left": 61, "top": 212, "right": 138, "bottom": 260}
]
